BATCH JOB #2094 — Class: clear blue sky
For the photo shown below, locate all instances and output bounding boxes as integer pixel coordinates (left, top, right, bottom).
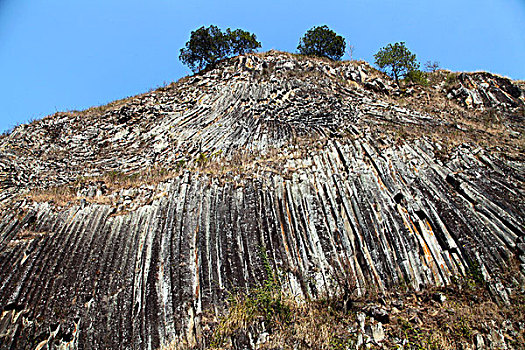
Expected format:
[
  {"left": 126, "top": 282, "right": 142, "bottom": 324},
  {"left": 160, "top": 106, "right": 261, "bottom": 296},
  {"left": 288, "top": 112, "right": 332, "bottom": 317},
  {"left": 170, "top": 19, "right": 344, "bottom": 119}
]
[{"left": 1, "top": 0, "right": 524, "bottom": 133}]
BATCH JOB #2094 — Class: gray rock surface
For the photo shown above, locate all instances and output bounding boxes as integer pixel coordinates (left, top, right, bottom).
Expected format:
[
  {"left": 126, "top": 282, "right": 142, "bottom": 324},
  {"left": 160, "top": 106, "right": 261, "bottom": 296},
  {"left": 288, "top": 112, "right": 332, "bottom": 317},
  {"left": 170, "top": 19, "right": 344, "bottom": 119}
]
[
  {"left": 447, "top": 72, "right": 524, "bottom": 110},
  {"left": 0, "top": 51, "right": 523, "bottom": 349}
]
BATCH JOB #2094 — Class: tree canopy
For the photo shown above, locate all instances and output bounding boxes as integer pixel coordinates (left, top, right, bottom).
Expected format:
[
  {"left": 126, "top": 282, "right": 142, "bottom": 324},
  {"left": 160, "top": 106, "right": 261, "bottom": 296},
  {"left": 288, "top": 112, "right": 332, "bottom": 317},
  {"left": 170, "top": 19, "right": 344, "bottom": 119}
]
[
  {"left": 179, "top": 25, "right": 261, "bottom": 72},
  {"left": 297, "top": 25, "right": 346, "bottom": 61},
  {"left": 373, "top": 42, "right": 420, "bottom": 85}
]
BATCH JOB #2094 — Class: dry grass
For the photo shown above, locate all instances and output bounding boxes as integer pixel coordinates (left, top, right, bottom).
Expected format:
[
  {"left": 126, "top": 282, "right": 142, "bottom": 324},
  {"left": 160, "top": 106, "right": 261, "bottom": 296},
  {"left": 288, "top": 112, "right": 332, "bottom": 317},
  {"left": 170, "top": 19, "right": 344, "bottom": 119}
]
[
  {"left": 27, "top": 185, "right": 82, "bottom": 207},
  {"left": 157, "top": 258, "right": 525, "bottom": 350},
  {"left": 6, "top": 228, "right": 50, "bottom": 247},
  {"left": 159, "top": 340, "right": 194, "bottom": 350},
  {"left": 24, "top": 164, "right": 182, "bottom": 207},
  {"left": 266, "top": 297, "right": 357, "bottom": 349},
  {"left": 207, "top": 292, "right": 357, "bottom": 350},
  {"left": 99, "top": 165, "right": 178, "bottom": 190},
  {"left": 174, "top": 286, "right": 524, "bottom": 350},
  {"left": 384, "top": 286, "right": 525, "bottom": 349},
  {"left": 379, "top": 118, "right": 523, "bottom": 161},
  {"left": 21, "top": 148, "right": 279, "bottom": 208},
  {"left": 16, "top": 229, "right": 47, "bottom": 240},
  {"left": 177, "top": 136, "right": 325, "bottom": 181},
  {"left": 374, "top": 74, "right": 525, "bottom": 160},
  {"left": 201, "top": 254, "right": 360, "bottom": 350},
  {"left": 27, "top": 187, "right": 114, "bottom": 207}
]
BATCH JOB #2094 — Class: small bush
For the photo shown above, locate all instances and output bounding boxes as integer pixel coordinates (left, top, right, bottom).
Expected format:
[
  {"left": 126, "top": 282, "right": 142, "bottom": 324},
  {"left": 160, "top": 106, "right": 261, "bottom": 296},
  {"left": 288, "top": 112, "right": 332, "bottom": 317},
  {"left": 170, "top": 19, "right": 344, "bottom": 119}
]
[
  {"left": 212, "top": 247, "right": 291, "bottom": 346},
  {"left": 406, "top": 69, "right": 429, "bottom": 86},
  {"left": 444, "top": 72, "right": 459, "bottom": 89}
]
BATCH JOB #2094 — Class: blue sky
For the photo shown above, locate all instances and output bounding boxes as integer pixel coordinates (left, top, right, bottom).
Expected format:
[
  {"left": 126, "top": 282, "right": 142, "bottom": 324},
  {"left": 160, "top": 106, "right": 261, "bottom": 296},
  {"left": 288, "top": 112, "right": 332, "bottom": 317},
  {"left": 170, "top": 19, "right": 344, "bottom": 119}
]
[{"left": 1, "top": 0, "right": 524, "bottom": 133}]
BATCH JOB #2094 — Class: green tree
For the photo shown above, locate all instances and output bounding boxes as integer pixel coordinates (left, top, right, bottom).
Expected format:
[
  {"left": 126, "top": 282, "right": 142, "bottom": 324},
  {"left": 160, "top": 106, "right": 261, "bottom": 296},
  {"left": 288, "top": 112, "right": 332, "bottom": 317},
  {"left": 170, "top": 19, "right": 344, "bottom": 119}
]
[
  {"left": 226, "top": 28, "right": 261, "bottom": 55},
  {"left": 374, "top": 42, "right": 420, "bottom": 85},
  {"left": 297, "top": 25, "right": 346, "bottom": 61},
  {"left": 180, "top": 25, "right": 261, "bottom": 72}
]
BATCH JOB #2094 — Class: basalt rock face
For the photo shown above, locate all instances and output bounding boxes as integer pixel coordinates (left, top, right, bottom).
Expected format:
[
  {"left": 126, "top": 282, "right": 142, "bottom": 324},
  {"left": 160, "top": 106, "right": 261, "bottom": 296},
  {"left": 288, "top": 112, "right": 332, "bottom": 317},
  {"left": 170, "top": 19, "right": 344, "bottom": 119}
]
[
  {"left": 447, "top": 71, "right": 524, "bottom": 110},
  {"left": 0, "top": 52, "right": 523, "bottom": 349}
]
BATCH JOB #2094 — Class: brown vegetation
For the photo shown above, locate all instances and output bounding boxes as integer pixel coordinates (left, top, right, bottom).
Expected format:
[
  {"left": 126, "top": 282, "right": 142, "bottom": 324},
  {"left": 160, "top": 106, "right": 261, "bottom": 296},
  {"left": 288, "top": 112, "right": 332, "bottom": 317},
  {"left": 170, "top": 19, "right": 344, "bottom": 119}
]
[{"left": 159, "top": 275, "right": 525, "bottom": 349}]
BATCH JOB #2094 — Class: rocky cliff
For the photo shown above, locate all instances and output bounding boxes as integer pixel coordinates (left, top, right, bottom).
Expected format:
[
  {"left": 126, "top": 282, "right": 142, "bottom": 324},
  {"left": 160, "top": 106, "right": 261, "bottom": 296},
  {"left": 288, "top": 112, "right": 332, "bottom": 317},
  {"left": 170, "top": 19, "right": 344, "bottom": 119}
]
[{"left": 0, "top": 51, "right": 523, "bottom": 349}]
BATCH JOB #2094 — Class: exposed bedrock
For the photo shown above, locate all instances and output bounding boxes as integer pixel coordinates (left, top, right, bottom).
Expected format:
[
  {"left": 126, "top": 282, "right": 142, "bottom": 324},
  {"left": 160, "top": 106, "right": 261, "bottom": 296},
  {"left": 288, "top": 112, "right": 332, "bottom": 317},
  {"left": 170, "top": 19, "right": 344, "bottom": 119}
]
[
  {"left": 0, "top": 137, "right": 523, "bottom": 349},
  {"left": 0, "top": 52, "right": 523, "bottom": 348},
  {"left": 447, "top": 71, "right": 524, "bottom": 110}
]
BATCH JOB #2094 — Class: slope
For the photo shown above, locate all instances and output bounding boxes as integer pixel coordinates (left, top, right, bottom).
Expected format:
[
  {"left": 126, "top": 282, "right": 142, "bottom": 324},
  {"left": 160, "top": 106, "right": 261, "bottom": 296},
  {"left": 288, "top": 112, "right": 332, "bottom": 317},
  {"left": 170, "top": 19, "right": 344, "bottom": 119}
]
[{"left": 0, "top": 51, "right": 523, "bottom": 349}]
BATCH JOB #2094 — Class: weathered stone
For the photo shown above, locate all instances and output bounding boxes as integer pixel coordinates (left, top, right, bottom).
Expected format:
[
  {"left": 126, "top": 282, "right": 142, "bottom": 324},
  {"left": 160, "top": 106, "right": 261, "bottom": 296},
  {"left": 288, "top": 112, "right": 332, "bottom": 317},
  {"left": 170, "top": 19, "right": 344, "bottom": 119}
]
[
  {"left": 474, "top": 333, "right": 486, "bottom": 349},
  {"left": 366, "top": 305, "right": 390, "bottom": 323},
  {"left": 489, "top": 328, "right": 507, "bottom": 349},
  {"left": 0, "top": 51, "right": 522, "bottom": 349},
  {"left": 357, "top": 312, "right": 366, "bottom": 333},
  {"left": 446, "top": 72, "right": 524, "bottom": 110},
  {"left": 372, "top": 322, "right": 385, "bottom": 343},
  {"left": 432, "top": 292, "right": 447, "bottom": 303}
]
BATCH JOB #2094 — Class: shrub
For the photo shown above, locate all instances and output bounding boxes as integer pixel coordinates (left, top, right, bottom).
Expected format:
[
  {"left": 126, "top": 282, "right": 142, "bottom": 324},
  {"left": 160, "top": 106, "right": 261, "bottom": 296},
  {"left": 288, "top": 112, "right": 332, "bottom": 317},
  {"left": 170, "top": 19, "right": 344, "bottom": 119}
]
[
  {"left": 179, "top": 25, "right": 261, "bottom": 72},
  {"left": 374, "top": 41, "right": 420, "bottom": 85},
  {"left": 297, "top": 25, "right": 346, "bottom": 61},
  {"left": 212, "top": 247, "right": 291, "bottom": 346},
  {"left": 406, "top": 69, "right": 429, "bottom": 86},
  {"left": 444, "top": 72, "right": 459, "bottom": 89}
]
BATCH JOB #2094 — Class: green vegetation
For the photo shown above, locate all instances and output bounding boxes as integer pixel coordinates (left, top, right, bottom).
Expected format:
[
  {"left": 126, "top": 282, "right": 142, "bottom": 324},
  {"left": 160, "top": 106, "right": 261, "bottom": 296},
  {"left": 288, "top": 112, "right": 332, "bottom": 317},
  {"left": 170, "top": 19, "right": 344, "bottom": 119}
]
[
  {"left": 462, "top": 259, "right": 486, "bottom": 290},
  {"left": 297, "top": 25, "right": 346, "bottom": 61},
  {"left": 374, "top": 41, "right": 420, "bottom": 85},
  {"left": 210, "top": 249, "right": 359, "bottom": 349},
  {"left": 211, "top": 247, "right": 291, "bottom": 346},
  {"left": 398, "top": 317, "right": 441, "bottom": 349},
  {"left": 444, "top": 72, "right": 460, "bottom": 89},
  {"left": 406, "top": 69, "right": 429, "bottom": 86},
  {"left": 179, "top": 25, "right": 261, "bottom": 72}
]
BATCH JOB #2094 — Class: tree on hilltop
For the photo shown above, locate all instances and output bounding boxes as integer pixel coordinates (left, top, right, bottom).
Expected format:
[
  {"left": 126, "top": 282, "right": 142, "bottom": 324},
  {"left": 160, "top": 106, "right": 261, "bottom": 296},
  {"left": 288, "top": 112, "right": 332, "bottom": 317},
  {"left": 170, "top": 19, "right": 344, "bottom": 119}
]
[
  {"left": 179, "top": 25, "right": 261, "bottom": 72},
  {"left": 297, "top": 25, "right": 346, "bottom": 61},
  {"left": 226, "top": 28, "right": 261, "bottom": 56},
  {"left": 374, "top": 42, "right": 420, "bottom": 85}
]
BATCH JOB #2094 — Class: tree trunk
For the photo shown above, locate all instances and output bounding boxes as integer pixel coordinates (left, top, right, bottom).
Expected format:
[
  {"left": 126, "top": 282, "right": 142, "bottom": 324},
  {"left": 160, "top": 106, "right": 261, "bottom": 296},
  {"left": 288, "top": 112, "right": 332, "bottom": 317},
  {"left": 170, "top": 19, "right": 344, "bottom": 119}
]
[{"left": 393, "top": 70, "right": 399, "bottom": 86}]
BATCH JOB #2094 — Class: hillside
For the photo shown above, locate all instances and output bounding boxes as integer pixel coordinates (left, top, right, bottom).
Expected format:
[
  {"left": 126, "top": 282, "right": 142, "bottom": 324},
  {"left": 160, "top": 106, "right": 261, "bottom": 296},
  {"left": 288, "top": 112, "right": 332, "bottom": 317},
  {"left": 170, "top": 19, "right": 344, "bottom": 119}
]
[{"left": 0, "top": 51, "right": 524, "bottom": 349}]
